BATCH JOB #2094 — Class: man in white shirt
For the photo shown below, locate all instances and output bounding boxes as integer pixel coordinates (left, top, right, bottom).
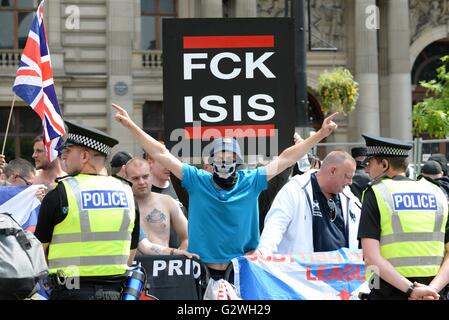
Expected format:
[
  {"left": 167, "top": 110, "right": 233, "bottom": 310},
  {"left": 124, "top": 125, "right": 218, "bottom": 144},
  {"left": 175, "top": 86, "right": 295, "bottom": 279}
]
[{"left": 258, "top": 151, "right": 361, "bottom": 254}]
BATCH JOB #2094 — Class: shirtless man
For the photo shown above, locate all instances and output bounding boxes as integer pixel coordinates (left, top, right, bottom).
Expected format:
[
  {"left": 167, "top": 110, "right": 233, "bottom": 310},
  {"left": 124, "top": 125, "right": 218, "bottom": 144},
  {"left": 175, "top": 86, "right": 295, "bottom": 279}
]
[
  {"left": 32, "top": 135, "right": 66, "bottom": 190},
  {"left": 125, "top": 158, "right": 195, "bottom": 257}
]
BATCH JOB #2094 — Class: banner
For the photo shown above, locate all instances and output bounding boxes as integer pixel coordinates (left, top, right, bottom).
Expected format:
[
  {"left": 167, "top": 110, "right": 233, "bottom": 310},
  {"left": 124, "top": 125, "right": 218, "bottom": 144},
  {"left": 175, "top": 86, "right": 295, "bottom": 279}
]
[
  {"left": 232, "top": 248, "right": 369, "bottom": 300},
  {"left": 162, "top": 18, "right": 295, "bottom": 163},
  {"left": 0, "top": 185, "right": 42, "bottom": 231},
  {"left": 136, "top": 255, "right": 203, "bottom": 300}
]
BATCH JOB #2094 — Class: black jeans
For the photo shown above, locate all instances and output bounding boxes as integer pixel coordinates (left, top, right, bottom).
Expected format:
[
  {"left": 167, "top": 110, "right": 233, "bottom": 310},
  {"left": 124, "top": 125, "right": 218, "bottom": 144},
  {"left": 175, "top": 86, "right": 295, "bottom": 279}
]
[{"left": 208, "top": 267, "right": 235, "bottom": 284}]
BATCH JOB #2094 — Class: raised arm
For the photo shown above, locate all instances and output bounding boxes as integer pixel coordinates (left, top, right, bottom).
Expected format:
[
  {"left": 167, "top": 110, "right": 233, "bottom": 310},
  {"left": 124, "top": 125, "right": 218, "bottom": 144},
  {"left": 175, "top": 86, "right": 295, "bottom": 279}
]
[
  {"left": 112, "top": 103, "right": 183, "bottom": 180},
  {"left": 265, "top": 112, "right": 338, "bottom": 181}
]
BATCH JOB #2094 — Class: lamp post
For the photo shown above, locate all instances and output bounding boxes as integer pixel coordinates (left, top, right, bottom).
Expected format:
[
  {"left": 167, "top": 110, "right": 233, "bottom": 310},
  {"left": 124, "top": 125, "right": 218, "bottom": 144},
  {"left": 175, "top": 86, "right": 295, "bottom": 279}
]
[{"left": 292, "top": 0, "right": 308, "bottom": 128}]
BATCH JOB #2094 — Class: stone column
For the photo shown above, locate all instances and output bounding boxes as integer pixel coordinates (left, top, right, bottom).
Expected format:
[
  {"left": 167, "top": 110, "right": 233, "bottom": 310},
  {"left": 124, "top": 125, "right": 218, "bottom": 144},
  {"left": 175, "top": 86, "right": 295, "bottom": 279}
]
[
  {"left": 235, "top": 0, "right": 257, "bottom": 17},
  {"left": 387, "top": 0, "right": 412, "bottom": 141},
  {"left": 46, "top": 1, "right": 61, "bottom": 48},
  {"left": 353, "top": 0, "right": 380, "bottom": 139},
  {"left": 107, "top": 0, "right": 135, "bottom": 154},
  {"left": 200, "top": 0, "right": 223, "bottom": 17},
  {"left": 178, "top": 0, "right": 195, "bottom": 18},
  {"left": 378, "top": 0, "right": 390, "bottom": 136},
  {"left": 46, "top": 1, "right": 64, "bottom": 75}
]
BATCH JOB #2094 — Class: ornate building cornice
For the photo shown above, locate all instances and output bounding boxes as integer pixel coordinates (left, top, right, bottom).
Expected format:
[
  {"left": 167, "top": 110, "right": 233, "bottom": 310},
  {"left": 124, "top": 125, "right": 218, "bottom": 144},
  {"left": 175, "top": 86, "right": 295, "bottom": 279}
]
[
  {"left": 257, "top": 0, "right": 346, "bottom": 51},
  {"left": 410, "top": 0, "right": 449, "bottom": 42}
]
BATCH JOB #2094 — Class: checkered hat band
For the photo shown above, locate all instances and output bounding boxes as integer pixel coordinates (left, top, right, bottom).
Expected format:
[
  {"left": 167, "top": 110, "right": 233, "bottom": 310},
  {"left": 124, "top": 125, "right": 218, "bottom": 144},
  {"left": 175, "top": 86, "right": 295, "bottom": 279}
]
[
  {"left": 68, "top": 133, "right": 111, "bottom": 155},
  {"left": 366, "top": 145, "right": 410, "bottom": 157}
]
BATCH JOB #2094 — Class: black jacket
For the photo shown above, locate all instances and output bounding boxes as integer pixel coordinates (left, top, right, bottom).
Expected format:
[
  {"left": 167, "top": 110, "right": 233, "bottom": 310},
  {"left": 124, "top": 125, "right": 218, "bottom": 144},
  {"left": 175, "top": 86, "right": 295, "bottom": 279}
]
[{"left": 350, "top": 167, "right": 370, "bottom": 201}]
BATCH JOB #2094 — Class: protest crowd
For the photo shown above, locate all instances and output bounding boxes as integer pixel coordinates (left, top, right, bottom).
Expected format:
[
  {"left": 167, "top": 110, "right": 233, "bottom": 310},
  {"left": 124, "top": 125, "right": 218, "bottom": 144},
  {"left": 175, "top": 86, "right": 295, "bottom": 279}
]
[
  {"left": 2, "top": 1, "right": 449, "bottom": 302},
  {"left": 2, "top": 106, "right": 449, "bottom": 300}
]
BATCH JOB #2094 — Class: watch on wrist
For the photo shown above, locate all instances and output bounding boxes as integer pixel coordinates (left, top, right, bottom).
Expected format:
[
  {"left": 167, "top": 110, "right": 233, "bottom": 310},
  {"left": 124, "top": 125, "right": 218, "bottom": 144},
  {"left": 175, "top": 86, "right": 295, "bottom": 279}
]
[{"left": 406, "top": 283, "right": 416, "bottom": 297}]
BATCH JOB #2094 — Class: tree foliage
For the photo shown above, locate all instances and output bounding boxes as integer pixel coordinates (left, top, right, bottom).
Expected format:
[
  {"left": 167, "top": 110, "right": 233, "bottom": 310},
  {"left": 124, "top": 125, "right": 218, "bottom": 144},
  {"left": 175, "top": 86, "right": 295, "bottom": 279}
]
[{"left": 413, "top": 55, "right": 449, "bottom": 138}]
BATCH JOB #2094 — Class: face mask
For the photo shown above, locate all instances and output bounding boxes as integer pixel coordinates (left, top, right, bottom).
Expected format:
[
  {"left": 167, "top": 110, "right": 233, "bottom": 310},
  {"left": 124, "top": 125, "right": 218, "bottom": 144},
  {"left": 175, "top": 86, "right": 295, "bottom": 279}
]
[{"left": 212, "top": 160, "right": 237, "bottom": 179}]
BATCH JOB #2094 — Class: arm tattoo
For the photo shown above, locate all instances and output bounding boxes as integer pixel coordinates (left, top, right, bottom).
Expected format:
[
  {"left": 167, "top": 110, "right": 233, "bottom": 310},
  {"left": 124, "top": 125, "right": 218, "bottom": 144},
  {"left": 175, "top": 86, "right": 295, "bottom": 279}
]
[
  {"left": 145, "top": 208, "right": 167, "bottom": 224},
  {"left": 150, "top": 244, "right": 163, "bottom": 255}
]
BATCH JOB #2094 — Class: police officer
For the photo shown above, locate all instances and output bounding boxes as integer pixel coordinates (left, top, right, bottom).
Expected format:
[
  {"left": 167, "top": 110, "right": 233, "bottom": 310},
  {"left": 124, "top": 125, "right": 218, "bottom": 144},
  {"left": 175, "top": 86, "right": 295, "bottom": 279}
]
[
  {"left": 35, "top": 121, "right": 140, "bottom": 300},
  {"left": 357, "top": 134, "right": 449, "bottom": 300},
  {"left": 350, "top": 146, "right": 370, "bottom": 201}
]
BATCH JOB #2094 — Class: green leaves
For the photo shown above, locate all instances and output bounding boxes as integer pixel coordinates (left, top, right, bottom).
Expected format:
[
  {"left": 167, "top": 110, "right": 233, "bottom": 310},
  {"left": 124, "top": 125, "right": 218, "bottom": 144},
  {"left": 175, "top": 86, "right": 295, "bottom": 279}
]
[
  {"left": 413, "top": 55, "right": 449, "bottom": 138},
  {"left": 318, "top": 67, "right": 359, "bottom": 115}
]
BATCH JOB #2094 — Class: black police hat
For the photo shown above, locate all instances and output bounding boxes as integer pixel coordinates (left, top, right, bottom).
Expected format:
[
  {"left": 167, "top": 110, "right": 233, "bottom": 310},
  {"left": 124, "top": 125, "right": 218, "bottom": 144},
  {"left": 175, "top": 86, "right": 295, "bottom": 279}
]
[
  {"left": 362, "top": 134, "right": 412, "bottom": 158},
  {"left": 351, "top": 146, "right": 367, "bottom": 158},
  {"left": 60, "top": 120, "right": 119, "bottom": 156}
]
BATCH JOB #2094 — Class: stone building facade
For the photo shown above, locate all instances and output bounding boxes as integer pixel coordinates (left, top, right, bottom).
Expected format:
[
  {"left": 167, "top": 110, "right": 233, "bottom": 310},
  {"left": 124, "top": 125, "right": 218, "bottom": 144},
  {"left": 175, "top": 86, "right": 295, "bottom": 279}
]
[{"left": 0, "top": 0, "right": 448, "bottom": 159}]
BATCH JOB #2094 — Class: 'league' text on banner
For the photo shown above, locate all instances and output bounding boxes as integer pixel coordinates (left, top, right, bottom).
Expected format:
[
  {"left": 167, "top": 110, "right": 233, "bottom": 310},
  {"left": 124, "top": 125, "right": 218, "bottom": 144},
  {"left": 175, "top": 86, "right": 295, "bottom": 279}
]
[{"left": 232, "top": 248, "right": 370, "bottom": 300}]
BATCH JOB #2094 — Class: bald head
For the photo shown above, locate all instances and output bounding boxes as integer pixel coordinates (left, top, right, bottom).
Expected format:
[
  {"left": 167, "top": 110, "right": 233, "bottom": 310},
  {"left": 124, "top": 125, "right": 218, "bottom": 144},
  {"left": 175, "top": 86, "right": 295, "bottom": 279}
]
[
  {"left": 125, "top": 157, "right": 150, "bottom": 175},
  {"left": 321, "top": 151, "right": 356, "bottom": 169},
  {"left": 316, "top": 151, "right": 356, "bottom": 196},
  {"left": 125, "top": 158, "right": 152, "bottom": 198}
]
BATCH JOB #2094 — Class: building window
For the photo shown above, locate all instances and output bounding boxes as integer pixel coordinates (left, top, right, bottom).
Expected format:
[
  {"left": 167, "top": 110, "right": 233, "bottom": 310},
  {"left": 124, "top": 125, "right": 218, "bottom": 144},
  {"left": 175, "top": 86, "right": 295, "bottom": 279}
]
[
  {"left": 0, "top": 106, "right": 42, "bottom": 162},
  {"left": 0, "top": 0, "right": 39, "bottom": 49},
  {"left": 142, "top": 101, "right": 164, "bottom": 141},
  {"left": 141, "top": 0, "right": 177, "bottom": 50},
  {"left": 411, "top": 40, "right": 449, "bottom": 85}
]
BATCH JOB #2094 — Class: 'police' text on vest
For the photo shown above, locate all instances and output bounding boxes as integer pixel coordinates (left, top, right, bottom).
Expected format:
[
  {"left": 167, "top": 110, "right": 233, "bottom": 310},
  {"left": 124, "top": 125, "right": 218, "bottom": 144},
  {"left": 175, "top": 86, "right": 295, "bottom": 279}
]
[
  {"left": 392, "top": 193, "right": 438, "bottom": 211},
  {"left": 81, "top": 190, "right": 129, "bottom": 210}
]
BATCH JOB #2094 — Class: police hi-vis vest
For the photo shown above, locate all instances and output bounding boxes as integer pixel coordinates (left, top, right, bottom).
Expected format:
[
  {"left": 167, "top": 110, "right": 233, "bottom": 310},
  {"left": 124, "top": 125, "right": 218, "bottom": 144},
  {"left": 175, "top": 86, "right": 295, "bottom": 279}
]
[
  {"left": 47, "top": 174, "right": 135, "bottom": 277},
  {"left": 372, "top": 178, "right": 448, "bottom": 278}
]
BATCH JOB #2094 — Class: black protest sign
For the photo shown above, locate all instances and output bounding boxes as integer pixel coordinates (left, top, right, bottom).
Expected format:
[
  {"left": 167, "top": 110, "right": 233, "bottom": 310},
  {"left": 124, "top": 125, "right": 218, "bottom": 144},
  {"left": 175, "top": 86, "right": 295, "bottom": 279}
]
[
  {"left": 163, "top": 18, "right": 295, "bottom": 163},
  {"left": 136, "top": 255, "right": 202, "bottom": 300}
]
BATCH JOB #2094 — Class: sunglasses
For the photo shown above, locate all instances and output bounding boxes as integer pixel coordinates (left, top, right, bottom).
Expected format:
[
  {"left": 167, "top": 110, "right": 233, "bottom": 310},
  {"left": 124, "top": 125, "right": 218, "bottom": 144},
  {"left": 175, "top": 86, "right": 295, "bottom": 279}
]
[
  {"left": 327, "top": 198, "right": 337, "bottom": 222},
  {"left": 15, "top": 174, "right": 32, "bottom": 186}
]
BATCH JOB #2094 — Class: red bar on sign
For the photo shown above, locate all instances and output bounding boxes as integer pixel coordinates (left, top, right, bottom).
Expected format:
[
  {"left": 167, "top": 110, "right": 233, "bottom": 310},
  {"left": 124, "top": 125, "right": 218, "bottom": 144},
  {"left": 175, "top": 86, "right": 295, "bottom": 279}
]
[
  {"left": 183, "top": 35, "right": 274, "bottom": 49},
  {"left": 184, "top": 124, "right": 276, "bottom": 139}
]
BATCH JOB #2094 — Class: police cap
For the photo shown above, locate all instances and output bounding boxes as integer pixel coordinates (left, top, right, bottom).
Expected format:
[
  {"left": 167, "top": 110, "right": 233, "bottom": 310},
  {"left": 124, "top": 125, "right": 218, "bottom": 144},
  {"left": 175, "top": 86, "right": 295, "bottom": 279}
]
[
  {"left": 351, "top": 146, "right": 367, "bottom": 159},
  {"left": 362, "top": 134, "right": 412, "bottom": 158},
  {"left": 60, "top": 120, "right": 119, "bottom": 156}
]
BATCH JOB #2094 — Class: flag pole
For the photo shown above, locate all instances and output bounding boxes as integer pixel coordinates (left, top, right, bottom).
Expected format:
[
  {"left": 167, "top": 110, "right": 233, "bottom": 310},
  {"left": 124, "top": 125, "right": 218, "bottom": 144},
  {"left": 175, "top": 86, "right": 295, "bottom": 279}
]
[{"left": 1, "top": 95, "right": 16, "bottom": 155}]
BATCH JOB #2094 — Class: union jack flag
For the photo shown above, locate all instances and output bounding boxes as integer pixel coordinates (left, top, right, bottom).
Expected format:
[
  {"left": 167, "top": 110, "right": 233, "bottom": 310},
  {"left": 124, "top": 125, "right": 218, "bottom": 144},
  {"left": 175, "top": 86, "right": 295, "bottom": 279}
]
[{"left": 12, "top": 0, "right": 65, "bottom": 162}]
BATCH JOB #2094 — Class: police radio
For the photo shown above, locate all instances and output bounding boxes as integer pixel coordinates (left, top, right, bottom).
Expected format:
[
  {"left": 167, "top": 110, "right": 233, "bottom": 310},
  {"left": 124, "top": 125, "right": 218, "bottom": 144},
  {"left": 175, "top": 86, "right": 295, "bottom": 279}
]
[{"left": 122, "top": 263, "right": 147, "bottom": 300}]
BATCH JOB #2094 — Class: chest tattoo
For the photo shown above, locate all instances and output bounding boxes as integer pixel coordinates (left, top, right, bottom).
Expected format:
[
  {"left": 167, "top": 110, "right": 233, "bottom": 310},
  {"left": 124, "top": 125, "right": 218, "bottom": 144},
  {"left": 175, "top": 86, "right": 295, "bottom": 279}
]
[{"left": 145, "top": 208, "right": 167, "bottom": 224}]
